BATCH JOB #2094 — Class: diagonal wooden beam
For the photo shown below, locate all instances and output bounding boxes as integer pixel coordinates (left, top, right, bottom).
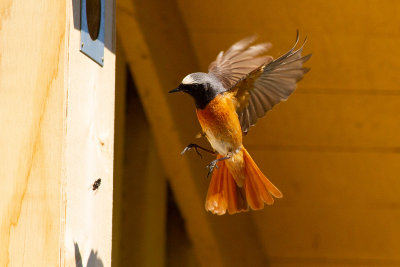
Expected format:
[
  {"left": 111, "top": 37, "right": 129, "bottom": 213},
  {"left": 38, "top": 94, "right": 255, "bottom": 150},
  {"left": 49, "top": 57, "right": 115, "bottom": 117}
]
[{"left": 116, "top": 0, "right": 268, "bottom": 266}]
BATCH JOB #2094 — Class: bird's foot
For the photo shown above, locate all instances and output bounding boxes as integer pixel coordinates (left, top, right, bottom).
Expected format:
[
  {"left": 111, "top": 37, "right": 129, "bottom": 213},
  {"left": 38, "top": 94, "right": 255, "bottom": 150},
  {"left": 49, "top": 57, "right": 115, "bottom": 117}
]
[
  {"left": 206, "top": 160, "right": 219, "bottom": 177},
  {"left": 181, "top": 143, "right": 215, "bottom": 158},
  {"left": 206, "top": 155, "right": 230, "bottom": 177}
]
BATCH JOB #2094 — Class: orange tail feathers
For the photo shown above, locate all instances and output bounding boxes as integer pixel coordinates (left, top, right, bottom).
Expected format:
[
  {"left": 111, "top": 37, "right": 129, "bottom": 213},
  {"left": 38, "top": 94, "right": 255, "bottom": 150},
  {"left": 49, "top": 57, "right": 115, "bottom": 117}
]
[{"left": 205, "top": 147, "right": 282, "bottom": 215}]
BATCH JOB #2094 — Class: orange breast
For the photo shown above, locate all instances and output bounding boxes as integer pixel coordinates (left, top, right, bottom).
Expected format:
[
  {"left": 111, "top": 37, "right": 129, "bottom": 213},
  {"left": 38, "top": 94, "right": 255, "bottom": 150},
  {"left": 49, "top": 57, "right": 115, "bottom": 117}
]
[{"left": 196, "top": 93, "right": 242, "bottom": 154}]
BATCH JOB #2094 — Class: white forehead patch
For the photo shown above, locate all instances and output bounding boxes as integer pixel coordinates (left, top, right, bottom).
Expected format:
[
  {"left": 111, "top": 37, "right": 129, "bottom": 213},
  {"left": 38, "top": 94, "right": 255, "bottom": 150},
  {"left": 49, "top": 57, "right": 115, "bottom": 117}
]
[{"left": 182, "top": 74, "right": 196, "bottom": 84}]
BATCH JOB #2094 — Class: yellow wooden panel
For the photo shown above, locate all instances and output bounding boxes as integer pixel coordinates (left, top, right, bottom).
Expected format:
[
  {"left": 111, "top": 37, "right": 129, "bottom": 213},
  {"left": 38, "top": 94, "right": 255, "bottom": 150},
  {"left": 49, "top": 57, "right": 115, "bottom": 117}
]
[
  {"left": 178, "top": 0, "right": 400, "bottom": 37},
  {"left": 253, "top": 208, "right": 400, "bottom": 261},
  {"left": 242, "top": 94, "right": 400, "bottom": 148},
  {"left": 245, "top": 150, "right": 400, "bottom": 262},
  {"left": 249, "top": 150, "right": 400, "bottom": 208},
  {"left": 187, "top": 32, "right": 400, "bottom": 92},
  {"left": 0, "top": 0, "right": 66, "bottom": 265},
  {"left": 177, "top": 0, "right": 400, "bottom": 92}
]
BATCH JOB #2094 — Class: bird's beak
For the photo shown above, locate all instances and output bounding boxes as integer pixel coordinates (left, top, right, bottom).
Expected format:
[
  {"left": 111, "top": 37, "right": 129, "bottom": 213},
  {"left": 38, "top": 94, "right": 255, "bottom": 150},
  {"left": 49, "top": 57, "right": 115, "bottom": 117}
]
[{"left": 169, "top": 85, "right": 182, "bottom": 93}]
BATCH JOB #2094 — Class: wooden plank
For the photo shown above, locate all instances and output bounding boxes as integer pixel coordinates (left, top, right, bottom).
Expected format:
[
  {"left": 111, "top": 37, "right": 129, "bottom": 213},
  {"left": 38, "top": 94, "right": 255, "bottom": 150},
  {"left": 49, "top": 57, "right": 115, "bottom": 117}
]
[
  {"left": 0, "top": 1, "right": 115, "bottom": 266},
  {"left": 240, "top": 149, "right": 400, "bottom": 263},
  {"left": 178, "top": 0, "right": 400, "bottom": 35},
  {"left": 116, "top": 0, "right": 268, "bottom": 266},
  {"left": 248, "top": 150, "right": 400, "bottom": 208},
  {"left": 242, "top": 94, "right": 400, "bottom": 149},
  {"left": 253, "top": 208, "right": 400, "bottom": 261},
  {"left": 186, "top": 32, "right": 400, "bottom": 93},
  {"left": 63, "top": 0, "right": 115, "bottom": 266},
  {"left": 0, "top": 1, "right": 67, "bottom": 266},
  {"left": 176, "top": 0, "right": 400, "bottom": 92}
]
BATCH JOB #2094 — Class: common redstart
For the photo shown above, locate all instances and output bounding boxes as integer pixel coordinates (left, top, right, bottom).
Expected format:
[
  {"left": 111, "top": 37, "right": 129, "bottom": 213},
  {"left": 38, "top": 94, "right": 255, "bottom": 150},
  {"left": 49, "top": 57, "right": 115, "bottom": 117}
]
[{"left": 169, "top": 31, "right": 311, "bottom": 215}]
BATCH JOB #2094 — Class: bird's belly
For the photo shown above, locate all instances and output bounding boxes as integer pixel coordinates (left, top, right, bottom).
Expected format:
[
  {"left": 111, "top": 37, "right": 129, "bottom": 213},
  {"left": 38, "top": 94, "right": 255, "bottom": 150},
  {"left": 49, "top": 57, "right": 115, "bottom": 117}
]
[
  {"left": 196, "top": 94, "right": 242, "bottom": 156},
  {"left": 205, "top": 130, "right": 233, "bottom": 155}
]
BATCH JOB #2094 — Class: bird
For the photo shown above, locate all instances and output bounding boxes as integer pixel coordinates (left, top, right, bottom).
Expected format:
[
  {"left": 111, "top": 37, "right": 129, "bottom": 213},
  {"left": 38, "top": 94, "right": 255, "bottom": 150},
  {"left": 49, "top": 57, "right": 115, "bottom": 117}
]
[{"left": 169, "top": 31, "right": 311, "bottom": 215}]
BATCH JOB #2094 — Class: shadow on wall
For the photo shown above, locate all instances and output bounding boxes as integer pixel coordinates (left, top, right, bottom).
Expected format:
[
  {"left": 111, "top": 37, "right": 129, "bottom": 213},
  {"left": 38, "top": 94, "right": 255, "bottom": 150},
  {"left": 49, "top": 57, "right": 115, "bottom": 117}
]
[{"left": 74, "top": 242, "right": 104, "bottom": 267}]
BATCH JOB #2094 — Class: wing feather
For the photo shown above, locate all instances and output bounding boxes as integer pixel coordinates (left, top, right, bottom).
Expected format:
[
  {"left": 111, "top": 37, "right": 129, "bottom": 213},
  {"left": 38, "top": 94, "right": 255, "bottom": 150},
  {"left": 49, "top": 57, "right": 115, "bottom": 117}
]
[
  {"left": 251, "top": 93, "right": 264, "bottom": 118},
  {"left": 208, "top": 36, "right": 273, "bottom": 88},
  {"left": 233, "top": 32, "right": 312, "bottom": 133}
]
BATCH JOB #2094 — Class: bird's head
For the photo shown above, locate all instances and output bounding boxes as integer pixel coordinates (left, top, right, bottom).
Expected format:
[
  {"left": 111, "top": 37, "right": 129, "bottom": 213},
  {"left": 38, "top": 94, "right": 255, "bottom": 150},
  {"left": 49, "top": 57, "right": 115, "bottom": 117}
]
[{"left": 169, "top": 72, "right": 224, "bottom": 109}]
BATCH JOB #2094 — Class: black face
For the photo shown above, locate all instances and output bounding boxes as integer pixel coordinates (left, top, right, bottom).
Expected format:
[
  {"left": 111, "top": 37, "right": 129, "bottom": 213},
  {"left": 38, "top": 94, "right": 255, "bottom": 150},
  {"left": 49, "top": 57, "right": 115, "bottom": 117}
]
[
  {"left": 183, "top": 82, "right": 217, "bottom": 109},
  {"left": 178, "top": 82, "right": 203, "bottom": 94},
  {"left": 170, "top": 82, "right": 218, "bottom": 109}
]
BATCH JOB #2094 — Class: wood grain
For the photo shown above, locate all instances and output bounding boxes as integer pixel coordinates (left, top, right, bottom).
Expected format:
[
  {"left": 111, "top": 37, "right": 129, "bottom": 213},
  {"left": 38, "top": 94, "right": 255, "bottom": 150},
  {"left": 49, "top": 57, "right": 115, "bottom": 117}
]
[
  {"left": 0, "top": 0, "right": 115, "bottom": 266},
  {"left": 63, "top": 0, "right": 115, "bottom": 266},
  {"left": 0, "top": 0, "right": 66, "bottom": 265}
]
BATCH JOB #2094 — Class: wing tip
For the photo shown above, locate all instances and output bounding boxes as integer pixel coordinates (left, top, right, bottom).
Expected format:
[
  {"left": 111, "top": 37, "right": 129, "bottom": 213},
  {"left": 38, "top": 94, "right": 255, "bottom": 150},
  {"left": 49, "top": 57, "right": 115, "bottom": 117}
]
[{"left": 302, "top": 53, "right": 312, "bottom": 63}]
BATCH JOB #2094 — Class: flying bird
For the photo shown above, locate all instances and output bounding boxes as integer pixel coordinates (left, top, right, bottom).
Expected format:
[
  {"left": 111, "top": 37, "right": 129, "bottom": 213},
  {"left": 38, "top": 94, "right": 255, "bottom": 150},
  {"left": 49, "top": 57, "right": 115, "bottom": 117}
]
[{"left": 169, "top": 31, "right": 311, "bottom": 215}]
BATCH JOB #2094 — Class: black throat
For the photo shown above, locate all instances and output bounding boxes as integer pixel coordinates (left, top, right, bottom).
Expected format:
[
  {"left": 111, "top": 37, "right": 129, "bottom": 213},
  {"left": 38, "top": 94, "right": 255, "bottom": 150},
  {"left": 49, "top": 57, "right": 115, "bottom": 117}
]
[{"left": 190, "top": 86, "right": 219, "bottom": 109}]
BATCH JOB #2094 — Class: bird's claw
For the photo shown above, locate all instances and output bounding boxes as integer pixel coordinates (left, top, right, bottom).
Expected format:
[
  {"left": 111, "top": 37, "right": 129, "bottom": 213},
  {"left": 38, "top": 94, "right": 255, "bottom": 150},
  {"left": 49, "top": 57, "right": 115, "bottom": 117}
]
[
  {"left": 181, "top": 144, "right": 203, "bottom": 158},
  {"left": 181, "top": 146, "right": 191, "bottom": 155}
]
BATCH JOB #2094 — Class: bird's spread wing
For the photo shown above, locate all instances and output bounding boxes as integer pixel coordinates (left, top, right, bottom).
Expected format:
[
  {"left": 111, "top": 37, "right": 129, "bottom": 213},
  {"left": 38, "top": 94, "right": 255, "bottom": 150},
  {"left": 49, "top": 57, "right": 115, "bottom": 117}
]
[
  {"left": 232, "top": 32, "right": 311, "bottom": 134},
  {"left": 208, "top": 36, "right": 273, "bottom": 89}
]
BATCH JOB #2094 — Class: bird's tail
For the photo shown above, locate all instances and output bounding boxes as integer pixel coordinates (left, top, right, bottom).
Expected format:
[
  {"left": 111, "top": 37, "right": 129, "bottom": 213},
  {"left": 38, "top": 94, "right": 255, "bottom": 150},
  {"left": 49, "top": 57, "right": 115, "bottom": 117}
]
[{"left": 205, "top": 147, "right": 282, "bottom": 215}]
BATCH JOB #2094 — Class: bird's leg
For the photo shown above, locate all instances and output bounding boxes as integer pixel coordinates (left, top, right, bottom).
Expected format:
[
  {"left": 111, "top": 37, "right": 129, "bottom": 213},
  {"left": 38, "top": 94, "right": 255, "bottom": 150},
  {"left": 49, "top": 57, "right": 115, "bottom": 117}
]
[
  {"left": 181, "top": 143, "right": 216, "bottom": 158},
  {"left": 206, "top": 155, "right": 231, "bottom": 177}
]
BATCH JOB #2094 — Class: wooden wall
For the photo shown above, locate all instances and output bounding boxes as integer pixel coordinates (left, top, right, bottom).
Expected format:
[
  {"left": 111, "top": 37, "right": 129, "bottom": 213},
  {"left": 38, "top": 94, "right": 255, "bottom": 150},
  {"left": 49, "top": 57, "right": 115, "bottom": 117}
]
[
  {"left": 176, "top": 0, "right": 400, "bottom": 266},
  {"left": 0, "top": 1, "right": 115, "bottom": 266},
  {"left": 115, "top": 0, "right": 400, "bottom": 266}
]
